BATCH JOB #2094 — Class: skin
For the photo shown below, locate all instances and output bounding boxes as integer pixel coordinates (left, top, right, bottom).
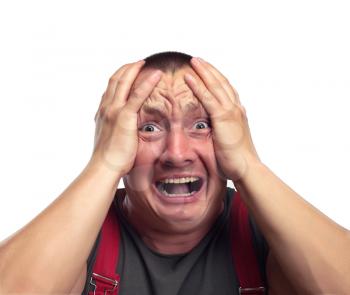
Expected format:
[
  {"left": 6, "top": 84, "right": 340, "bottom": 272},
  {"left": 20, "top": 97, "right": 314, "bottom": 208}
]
[
  {"left": 1, "top": 58, "right": 349, "bottom": 294},
  {"left": 122, "top": 66, "right": 227, "bottom": 254},
  {"left": 185, "top": 58, "right": 350, "bottom": 293},
  {"left": 90, "top": 61, "right": 299, "bottom": 292},
  {"left": 0, "top": 61, "right": 164, "bottom": 294}
]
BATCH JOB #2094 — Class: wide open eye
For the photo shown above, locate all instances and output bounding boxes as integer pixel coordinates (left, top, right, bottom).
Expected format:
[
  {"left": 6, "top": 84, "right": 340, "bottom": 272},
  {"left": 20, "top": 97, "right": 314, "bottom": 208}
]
[
  {"left": 193, "top": 121, "right": 211, "bottom": 130},
  {"left": 139, "top": 123, "right": 161, "bottom": 132}
]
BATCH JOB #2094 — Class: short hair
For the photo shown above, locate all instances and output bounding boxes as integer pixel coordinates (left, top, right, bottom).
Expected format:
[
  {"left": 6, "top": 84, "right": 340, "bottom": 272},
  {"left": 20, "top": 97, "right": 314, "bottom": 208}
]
[{"left": 142, "top": 51, "right": 193, "bottom": 74}]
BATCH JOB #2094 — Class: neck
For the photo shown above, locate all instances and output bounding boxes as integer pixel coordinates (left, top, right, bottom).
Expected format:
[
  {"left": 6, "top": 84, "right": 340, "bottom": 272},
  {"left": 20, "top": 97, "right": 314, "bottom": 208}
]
[{"left": 121, "top": 197, "right": 224, "bottom": 255}]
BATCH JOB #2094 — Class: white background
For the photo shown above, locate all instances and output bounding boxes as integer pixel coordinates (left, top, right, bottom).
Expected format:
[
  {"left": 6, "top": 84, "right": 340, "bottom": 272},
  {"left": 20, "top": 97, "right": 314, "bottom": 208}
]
[{"left": 0, "top": 0, "right": 349, "bottom": 241}]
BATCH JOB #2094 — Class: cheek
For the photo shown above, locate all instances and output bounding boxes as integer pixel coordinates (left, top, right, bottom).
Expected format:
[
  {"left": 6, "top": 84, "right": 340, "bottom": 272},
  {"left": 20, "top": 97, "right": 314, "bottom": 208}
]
[
  {"left": 125, "top": 140, "right": 163, "bottom": 192},
  {"left": 135, "top": 139, "right": 164, "bottom": 165},
  {"left": 195, "top": 140, "right": 223, "bottom": 179}
]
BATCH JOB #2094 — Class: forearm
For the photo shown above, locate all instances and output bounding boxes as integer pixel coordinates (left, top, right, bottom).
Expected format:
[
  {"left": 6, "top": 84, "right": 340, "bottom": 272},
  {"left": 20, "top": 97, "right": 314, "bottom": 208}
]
[
  {"left": 235, "top": 160, "right": 350, "bottom": 293},
  {"left": 0, "top": 160, "right": 120, "bottom": 294}
]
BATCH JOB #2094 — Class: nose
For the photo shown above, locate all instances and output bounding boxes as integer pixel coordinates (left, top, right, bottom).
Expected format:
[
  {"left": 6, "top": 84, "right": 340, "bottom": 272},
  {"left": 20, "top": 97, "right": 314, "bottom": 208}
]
[{"left": 159, "top": 128, "right": 197, "bottom": 168}]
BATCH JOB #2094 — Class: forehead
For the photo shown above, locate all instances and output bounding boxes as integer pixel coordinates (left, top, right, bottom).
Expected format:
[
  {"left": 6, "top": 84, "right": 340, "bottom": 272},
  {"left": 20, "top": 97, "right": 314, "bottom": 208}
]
[{"left": 135, "top": 66, "right": 207, "bottom": 118}]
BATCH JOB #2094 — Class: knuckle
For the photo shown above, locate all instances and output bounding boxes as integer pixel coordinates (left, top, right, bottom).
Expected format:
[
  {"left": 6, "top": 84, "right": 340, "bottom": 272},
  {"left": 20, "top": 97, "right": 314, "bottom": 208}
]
[
  {"left": 108, "top": 76, "right": 118, "bottom": 85},
  {"left": 116, "top": 78, "right": 126, "bottom": 87},
  {"left": 120, "top": 106, "right": 134, "bottom": 118},
  {"left": 232, "top": 87, "right": 240, "bottom": 99},
  {"left": 222, "top": 77, "right": 230, "bottom": 85},
  {"left": 210, "top": 82, "right": 221, "bottom": 90},
  {"left": 239, "top": 105, "right": 248, "bottom": 119},
  {"left": 202, "top": 88, "right": 213, "bottom": 100},
  {"left": 98, "top": 106, "right": 108, "bottom": 118},
  {"left": 131, "top": 88, "right": 143, "bottom": 100},
  {"left": 103, "top": 107, "right": 118, "bottom": 121},
  {"left": 223, "top": 103, "right": 235, "bottom": 113}
]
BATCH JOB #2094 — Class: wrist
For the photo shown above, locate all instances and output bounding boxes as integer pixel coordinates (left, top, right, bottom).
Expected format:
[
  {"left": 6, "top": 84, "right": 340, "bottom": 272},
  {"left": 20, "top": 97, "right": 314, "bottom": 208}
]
[
  {"left": 86, "top": 154, "right": 124, "bottom": 181},
  {"left": 230, "top": 153, "right": 265, "bottom": 185}
]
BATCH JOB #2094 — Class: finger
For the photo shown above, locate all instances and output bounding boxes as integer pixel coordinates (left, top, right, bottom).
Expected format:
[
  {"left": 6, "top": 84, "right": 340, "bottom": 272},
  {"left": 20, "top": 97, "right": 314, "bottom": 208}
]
[
  {"left": 190, "top": 57, "right": 231, "bottom": 107},
  {"left": 196, "top": 58, "right": 241, "bottom": 106},
  {"left": 110, "top": 60, "right": 146, "bottom": 109},
  {"left": 103, "top": 64, "right": 132, "bottom": 106},
  {"left": 94, "top": 92, "right": 106, "bottom": 122},
  {"left": 184, "top": 73, "right": 221, "bottom": 116},
  {"left": 124, "top": 70, "right": 162, "bottom": 112},
  {"left": 94, "top": 63, "right": 136, "bottom": 122}
]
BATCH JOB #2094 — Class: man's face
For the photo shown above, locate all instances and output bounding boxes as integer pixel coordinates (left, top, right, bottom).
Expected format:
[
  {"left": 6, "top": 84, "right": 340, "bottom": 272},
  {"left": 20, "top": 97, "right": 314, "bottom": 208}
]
[{"left": 123, "top": 66, "right": 226, "bottom": 232}]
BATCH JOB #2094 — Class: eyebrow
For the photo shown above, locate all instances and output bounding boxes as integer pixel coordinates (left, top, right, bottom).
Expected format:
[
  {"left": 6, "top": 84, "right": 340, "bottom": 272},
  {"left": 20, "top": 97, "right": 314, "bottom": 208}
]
[
  {"left": 141, "top": 104, "right": 169, "bottom": 117},
  {"left": 181, "top": 100, "right": 202, "bottom": 114}
]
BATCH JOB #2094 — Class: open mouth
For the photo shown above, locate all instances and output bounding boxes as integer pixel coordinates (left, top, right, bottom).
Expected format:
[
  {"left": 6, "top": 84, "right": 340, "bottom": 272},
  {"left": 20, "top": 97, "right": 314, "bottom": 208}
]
[{"left": 155, "top": 177, "right": 203, "bottom": 197}]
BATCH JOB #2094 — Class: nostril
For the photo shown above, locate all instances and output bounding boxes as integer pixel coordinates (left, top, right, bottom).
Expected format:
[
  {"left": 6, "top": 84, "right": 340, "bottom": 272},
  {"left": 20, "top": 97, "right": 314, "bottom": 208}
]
[{"left": 162, "top": 159, "right": 193, "bottom": 168}]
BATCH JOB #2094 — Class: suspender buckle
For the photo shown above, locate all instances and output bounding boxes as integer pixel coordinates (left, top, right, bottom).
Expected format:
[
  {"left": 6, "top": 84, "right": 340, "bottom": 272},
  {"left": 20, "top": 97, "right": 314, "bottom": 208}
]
[
  {"left": 89, "top": 272, "right": 119, "bottom": 295},
  {"left": 239, "top": 286, "right": 266, "bottom": 294}
]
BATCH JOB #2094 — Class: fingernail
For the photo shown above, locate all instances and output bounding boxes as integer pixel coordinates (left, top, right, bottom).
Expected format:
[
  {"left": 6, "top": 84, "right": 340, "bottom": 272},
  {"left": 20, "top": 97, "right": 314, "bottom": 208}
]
[
  {"left": 192, "top": 57, "right": 201, "bottom": 66},
  {"left": 150, "top": 70, "right": 162, "bottom": 81},
  {"left": 197, "top": 57, "right": 205, "bottom": 63},
  {"left": 184, "top": 73, "right": 195, "bottom": 83}
]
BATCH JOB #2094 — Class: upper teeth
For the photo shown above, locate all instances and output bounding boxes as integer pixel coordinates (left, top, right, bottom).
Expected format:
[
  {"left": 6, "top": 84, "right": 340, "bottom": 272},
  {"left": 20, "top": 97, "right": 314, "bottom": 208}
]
[{"left": 160, "top": 177, "right": 199, "bottom": 184}]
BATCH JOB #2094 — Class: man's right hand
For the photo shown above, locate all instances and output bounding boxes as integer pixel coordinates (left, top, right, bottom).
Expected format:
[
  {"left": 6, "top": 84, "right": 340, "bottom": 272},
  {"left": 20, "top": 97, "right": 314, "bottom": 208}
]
[
  {"left": 0, "top": 61, "right": 163, "bottom": 295},
  {"left": 89, "top": 61, "right": 162, "bottom": 177}
]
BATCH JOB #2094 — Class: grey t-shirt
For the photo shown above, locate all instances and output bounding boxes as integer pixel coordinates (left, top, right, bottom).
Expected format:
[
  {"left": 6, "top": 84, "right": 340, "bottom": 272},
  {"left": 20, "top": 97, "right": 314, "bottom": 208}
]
[{"left": 82, "top": 187, "right": 269, "bottom": 295}]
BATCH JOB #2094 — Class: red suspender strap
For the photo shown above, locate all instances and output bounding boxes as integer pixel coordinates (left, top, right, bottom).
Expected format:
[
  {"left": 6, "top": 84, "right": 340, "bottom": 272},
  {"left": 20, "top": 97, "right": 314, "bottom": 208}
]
[
  {"left": 88, "top": 192, "right": 123, "bottom": 295},
  {"left": 231, "top": 190, "right": 266, "bottom": 294}
]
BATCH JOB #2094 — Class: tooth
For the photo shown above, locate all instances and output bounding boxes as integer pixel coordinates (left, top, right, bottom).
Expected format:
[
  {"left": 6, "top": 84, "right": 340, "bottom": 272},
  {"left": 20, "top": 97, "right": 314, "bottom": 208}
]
[{"left": 159, "top": 177, "right": 200, "bottom": 185}]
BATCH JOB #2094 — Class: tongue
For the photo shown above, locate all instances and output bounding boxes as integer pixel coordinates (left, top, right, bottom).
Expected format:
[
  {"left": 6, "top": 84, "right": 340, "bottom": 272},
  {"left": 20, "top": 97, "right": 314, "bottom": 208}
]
[{"left": 166, "top": 183, "right": 190, "bottom": 194}]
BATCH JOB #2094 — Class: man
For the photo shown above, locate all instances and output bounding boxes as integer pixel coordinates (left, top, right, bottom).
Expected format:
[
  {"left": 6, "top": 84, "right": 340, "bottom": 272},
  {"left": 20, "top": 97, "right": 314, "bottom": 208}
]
[{"left": 0, "top": 52, "right": 349, "bottom": 294}]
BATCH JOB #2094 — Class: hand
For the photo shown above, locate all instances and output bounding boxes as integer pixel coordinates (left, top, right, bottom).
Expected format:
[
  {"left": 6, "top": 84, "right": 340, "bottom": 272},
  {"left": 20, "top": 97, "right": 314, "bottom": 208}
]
[
  {"left": 90, "top": 61, "right": 162, "bottom": 176},
  {"left": 184, "top": 57, "right": 260, "bottom": 181}
]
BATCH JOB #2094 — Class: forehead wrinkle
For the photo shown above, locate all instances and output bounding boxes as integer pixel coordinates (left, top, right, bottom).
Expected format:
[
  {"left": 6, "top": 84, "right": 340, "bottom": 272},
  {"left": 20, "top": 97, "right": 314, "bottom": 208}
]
[
  {"left": 141, "top": 96, "right": 171, "bottom": 117},
  {"left": 140, "top": 74, "right": 205, "bottom": 118},
  {"left": 175, "top": 87, "right": 205, "bottom": 116},
  {"left": 153, "top": 83, "right": 189, "bottom": 97},
  {"left": 180, "top": 98, "right": 206, "bottom": 116}
]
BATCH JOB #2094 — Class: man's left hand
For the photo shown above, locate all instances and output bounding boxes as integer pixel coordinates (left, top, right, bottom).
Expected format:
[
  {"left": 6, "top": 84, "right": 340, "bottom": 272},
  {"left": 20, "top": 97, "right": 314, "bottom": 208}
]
[{"left": 184, "top": 57, "right": 260, "bottom": 181}]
